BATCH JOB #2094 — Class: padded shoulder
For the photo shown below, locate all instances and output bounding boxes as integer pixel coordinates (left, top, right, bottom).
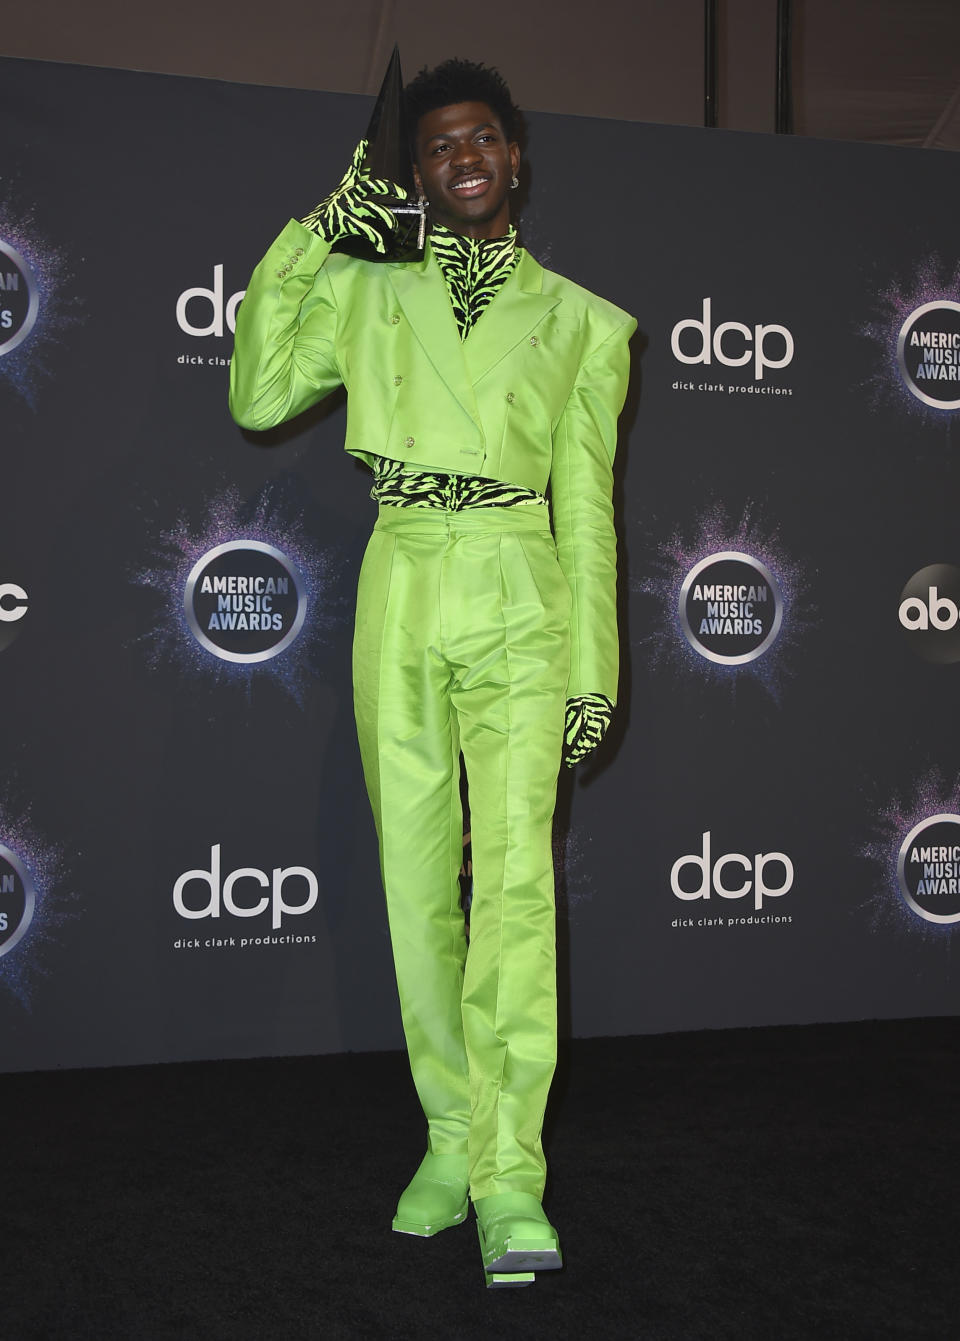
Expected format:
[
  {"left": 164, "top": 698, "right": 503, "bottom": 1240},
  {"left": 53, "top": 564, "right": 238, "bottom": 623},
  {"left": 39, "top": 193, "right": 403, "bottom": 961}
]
[{"left": 527, "top": 253, "right": 635, "bottom": 341}]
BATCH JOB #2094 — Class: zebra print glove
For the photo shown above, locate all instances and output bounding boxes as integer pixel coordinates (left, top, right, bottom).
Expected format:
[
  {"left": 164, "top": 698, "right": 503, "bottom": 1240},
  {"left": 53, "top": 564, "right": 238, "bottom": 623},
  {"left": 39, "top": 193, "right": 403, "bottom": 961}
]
[
  {"left": 563, "top": 694, "right": 614, "bottom": 766},
  {"left": 300, "top": 139, "right": 405, "bottom": 253}
]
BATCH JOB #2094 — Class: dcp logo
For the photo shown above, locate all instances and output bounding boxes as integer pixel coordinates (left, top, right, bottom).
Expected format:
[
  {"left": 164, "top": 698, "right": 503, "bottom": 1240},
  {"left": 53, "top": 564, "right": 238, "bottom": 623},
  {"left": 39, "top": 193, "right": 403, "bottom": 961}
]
[
  {"left": 671, "top": 299, "right": 794, "bottom": 381},
  {"left": 0, "top": 581, "right": 29, "bottom": 653},
  {"left": 176, "top": 265, "right": 245, "bottom": 337},
  {"left": 897, "top": 301, "right": 960, "bottom": 410},
  {"left": 897, "top": 814, "right": 960, "bottom": 925},
  {"left": 898, "top": 564, "right": 960, "bottom": 663},
  {"left": 679, "top": 552, "right": 783, "bottom": 665},
  {"left": 184, "top": 540, "right": 307, "bottom": 663},
  {"left": 670, "top": 832, "right": 794, "bottom": 911},
  {"left": 173, "top": 844, "right": 319, "bottom": 930},
  {"left": 0, "top": 240, "right": 40, "bottom": 358},
  {"left": 0, "top": 843, "right": 36, "bottom": 958}
]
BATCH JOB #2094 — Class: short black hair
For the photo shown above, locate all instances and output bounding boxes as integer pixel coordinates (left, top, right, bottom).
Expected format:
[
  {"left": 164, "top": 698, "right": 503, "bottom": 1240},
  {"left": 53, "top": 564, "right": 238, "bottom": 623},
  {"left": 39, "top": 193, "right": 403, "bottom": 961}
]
[{"left": 404, "top": 59, "right": 522, "bottom": 148}]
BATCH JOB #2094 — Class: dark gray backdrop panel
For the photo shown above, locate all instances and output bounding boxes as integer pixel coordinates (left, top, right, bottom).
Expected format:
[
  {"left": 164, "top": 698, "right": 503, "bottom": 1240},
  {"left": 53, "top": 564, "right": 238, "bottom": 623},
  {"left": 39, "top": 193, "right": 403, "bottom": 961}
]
[{"left": 1, "top": 57, "right": 957, "bottom": 1073}]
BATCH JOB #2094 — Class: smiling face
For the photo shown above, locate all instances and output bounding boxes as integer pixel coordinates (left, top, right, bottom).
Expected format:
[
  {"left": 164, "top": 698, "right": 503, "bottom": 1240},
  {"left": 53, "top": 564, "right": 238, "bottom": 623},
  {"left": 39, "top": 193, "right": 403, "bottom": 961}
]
[{"left": 412, "top": 100, "right": 520, "bottom": 240}]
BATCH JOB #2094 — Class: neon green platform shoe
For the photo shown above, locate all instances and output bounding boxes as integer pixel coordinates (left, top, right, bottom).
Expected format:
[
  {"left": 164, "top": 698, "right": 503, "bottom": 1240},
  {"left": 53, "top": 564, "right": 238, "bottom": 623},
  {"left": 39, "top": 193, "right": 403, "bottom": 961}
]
[
  {"left": 474, "top": 1192, "right": 562, "bottom": 1287},
  {"left": 391, "top": 1152, "right": 470, "bottom": 1237}
]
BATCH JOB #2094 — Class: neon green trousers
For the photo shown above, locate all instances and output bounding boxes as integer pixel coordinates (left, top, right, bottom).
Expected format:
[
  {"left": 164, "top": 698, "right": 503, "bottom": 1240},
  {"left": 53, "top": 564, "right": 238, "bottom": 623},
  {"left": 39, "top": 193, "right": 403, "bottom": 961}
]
[{"left": 353, "top": 504, "right": 571, "bottom": 1200}]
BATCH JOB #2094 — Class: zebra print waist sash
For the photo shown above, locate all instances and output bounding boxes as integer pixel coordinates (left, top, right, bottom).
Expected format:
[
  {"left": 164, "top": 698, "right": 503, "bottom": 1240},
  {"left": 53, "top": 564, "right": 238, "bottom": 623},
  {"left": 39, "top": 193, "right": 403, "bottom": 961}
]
[{"left": 370, "top": 457, "right": 546, "bottom": 512}]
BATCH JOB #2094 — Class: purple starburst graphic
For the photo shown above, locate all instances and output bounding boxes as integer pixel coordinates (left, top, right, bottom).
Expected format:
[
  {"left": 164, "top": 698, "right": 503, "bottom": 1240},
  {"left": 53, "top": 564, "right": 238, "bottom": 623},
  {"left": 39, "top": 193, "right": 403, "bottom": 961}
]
[
  {"left": 553, "top": 823, "right": 596, "bottom": 917},
  {"left": 634, "top": 503, "right": 813, "bottom": 702},
  {"left": 0, "top": 190, "right": 83, "bottom": 409},
  {"left": 0, "top": 801, "right": 76, "bottom": 1009},
  {"left": 860, "top": 256, "right": 960, "bottom": 420},
  {"left": 861, "top": 769, "right": 960, "bottom": 941},
  {"left": 132, "top": 485, "right": 346, "bottom": 703}
]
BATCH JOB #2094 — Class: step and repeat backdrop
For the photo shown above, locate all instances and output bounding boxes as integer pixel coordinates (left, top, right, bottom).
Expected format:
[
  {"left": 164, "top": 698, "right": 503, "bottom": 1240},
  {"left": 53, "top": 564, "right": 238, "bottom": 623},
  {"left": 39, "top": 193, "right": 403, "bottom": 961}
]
[{"left": 2, "top": 57, "right": 959, "bottom": 1073}]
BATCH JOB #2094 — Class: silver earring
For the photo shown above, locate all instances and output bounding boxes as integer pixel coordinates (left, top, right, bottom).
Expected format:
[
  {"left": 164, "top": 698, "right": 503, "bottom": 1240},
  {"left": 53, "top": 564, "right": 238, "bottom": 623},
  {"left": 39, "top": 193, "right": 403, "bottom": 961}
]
[{"left": 510, "top": 175, "right": 519, "bottom": 189}]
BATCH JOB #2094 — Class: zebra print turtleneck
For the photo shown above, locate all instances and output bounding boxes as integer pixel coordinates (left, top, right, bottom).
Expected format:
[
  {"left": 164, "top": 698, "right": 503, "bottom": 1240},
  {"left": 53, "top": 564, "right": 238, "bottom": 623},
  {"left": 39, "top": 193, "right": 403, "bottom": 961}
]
[
  {"left": 428, "top": 223, "right": 518, "bottom": 339},
  {"left": 370, "top": 225, "right": 545, "bottom": 511}
]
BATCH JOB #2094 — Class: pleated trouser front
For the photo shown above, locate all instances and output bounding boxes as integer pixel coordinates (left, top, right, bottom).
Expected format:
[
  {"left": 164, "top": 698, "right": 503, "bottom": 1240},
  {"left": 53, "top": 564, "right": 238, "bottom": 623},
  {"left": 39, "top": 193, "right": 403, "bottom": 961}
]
[{"left": 353, "top": 504, "right": 571, "bottom": 1200}]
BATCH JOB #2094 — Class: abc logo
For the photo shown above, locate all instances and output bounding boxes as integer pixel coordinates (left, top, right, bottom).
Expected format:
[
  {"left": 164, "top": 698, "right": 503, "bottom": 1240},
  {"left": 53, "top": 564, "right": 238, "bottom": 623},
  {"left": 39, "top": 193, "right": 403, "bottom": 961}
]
[
  {"left": 176, "top": 265, "right": 245, "bottom": 338},
  {"left": 0, "top": 582, "right": 28, "bottom": 622},
  {"left": 173, "top": 844, "right": 319, "bottom": 930},
  {"left": 671, "top": 298, "right": 794, "bottom": 381},
  {"left": 898, "top": 564, "right": 960, "bottom": 663},
  {"left": 670, "top": 831, "right": 794, "bottom": 911},
  {"left": 0, "top": 581, "right": 29, "bottom": 653}
]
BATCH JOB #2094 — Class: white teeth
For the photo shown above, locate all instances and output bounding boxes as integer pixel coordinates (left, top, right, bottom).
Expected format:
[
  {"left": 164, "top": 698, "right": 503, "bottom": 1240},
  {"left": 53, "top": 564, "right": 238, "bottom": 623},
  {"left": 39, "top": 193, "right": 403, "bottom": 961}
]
[{"left": 453, "top": 177, "right": 487, "bottom": 190}]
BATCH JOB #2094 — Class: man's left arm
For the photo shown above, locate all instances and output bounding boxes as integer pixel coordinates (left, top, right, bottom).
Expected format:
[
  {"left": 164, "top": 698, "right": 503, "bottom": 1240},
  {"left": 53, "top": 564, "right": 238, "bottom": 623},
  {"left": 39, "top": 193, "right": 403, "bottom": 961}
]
[{"left": 550, "top": 316, "right": 635, "bottom": 765}]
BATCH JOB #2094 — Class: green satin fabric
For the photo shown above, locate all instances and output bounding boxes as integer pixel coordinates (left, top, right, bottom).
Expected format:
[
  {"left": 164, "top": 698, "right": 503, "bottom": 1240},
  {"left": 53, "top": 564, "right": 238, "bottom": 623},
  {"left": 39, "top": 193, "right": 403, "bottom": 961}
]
[{"left": 353, "top": 505, "right": 571, "bottom": 1200}]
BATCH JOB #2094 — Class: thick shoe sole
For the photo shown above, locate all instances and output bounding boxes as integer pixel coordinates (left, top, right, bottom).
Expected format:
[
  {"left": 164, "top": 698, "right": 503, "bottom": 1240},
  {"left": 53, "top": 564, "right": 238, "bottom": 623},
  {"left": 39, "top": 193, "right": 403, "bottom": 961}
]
[
  {"left": 391, "top": 1201, "right": 469, "bottom": 1237},
  {"left": 477, "top": 1220, "right": 562, "bottom": 1285},
  {"left": 484, "top": 1268, "right": 536, "bottom": 1288},
  {"left": 482, "top": 1241, "right": 563, "bottom": 1273}
]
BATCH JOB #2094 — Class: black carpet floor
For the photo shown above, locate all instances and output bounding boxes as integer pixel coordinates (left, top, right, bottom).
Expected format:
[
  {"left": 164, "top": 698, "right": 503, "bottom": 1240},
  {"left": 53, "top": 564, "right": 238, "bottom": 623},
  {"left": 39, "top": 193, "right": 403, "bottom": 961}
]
[{"left": 3, "top": 1018, "right": 959, "bottom": 1340}]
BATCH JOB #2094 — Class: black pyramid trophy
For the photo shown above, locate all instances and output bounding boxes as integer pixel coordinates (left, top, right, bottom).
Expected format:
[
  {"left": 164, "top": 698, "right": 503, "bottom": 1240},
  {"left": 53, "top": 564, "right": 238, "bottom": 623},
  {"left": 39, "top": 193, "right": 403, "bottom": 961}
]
[{"left": 335, "top": 45, "right": 426, "bottom": 261}]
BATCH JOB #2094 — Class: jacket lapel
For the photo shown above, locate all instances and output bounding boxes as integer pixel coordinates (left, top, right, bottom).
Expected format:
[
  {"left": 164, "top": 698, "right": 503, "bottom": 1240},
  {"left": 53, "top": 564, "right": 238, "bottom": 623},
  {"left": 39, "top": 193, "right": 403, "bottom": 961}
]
[
  {"left": 386, "top": 250, "right": 480, "bottom": 428},
  {"left": 386, "top": 245, "right": 561, "bottom": 420},
  {"left": 462, "top": 249, "right": 560, "bottom": 385}
]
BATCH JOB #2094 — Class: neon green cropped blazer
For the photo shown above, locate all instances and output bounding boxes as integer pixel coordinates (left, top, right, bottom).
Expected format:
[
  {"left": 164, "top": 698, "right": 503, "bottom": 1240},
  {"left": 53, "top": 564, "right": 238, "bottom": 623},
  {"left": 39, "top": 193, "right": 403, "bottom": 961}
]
[{"left": 229, "top": 219, "right": 636, "bottom": 703}]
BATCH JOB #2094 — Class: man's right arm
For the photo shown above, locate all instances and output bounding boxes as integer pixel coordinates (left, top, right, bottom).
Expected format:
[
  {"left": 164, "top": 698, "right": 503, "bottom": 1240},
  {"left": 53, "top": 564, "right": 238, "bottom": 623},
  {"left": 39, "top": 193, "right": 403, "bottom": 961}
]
[
  {"left": 228, "top": 221, "right": 343, "bottom": 432},
  {"left": 229, "top": 139, "right": 406, "bottom": 431}
]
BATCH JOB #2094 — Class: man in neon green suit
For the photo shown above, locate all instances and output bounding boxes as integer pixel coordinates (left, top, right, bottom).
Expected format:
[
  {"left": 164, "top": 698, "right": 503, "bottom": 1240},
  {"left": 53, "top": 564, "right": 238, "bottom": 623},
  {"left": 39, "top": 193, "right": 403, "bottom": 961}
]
[{"left": 229, "top": 59, "right": 635, "bottom": 1287}]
